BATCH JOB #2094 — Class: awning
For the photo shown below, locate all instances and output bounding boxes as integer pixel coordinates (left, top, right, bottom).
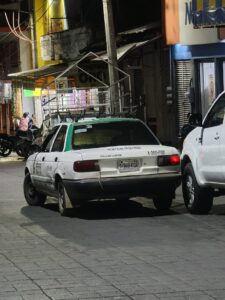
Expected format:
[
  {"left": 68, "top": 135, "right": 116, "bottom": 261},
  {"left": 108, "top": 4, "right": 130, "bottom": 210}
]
[
  {"left": 93, "top": 37, "right": 161, "bottom": 62},
  {"left": 93, "top": 43, "right": 136, "bottom": 62},
  {"left": 192, "top": 0, "right": 225, "bottom": 27},
  {"left": 8, "top": 62, "right": 68, "bottom": 79},
  {"left": 9, "top": 39, "right": 159, "bottom": 76},
  {"left": 8, "top": 36, "right": 161, "bottom": 82},
  {"left": 118, "top": 22, "right": 161, "bottom": 35}
]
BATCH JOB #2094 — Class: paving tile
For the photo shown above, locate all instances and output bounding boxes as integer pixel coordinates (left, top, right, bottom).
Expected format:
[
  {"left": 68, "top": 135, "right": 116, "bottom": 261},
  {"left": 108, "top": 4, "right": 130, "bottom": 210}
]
[
  {"left": 155, "top": 291, "right": 215, "bottom": 300},
  {"left": 44, "top": 288, "right": 74, "bottom": 299},
  {"left": 206, "top": 289, "right": 225, "bottom": 299},
  {"left": 131, "top": 296, "right": 159, "bottom": 300},
  {"left": 12, "top": 281, "right": 40, "bottom": 292}
]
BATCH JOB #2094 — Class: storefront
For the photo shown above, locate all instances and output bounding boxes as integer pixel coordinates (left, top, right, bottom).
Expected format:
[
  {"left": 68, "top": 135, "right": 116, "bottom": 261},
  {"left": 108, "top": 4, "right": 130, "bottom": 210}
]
[
  {"left": 172, "top": 42, "right": 225, "bottom": 117},
  {"left": 164, "top": 0, "right": 222, "bottom": 141},
  {"left": 0, "top": 80, "right": 13, "bottom": 134}
]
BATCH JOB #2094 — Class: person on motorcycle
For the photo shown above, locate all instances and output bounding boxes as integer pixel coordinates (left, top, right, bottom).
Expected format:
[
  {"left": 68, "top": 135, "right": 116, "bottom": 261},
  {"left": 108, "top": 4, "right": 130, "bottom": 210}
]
[{"left": 16, "top": 112, "right": 29, "bottom": 137}]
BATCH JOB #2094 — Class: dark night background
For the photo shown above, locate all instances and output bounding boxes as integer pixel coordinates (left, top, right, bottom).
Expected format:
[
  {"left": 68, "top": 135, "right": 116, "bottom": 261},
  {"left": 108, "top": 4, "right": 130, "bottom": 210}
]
[{"left": 79, "top": 0, "right": 161, "bottom": 33}]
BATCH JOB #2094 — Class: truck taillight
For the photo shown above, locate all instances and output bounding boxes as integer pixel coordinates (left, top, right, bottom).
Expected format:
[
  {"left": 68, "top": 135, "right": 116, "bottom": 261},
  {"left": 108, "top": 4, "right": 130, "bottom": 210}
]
[
  {"left": 73, "top": 160, "right": 100, "bottom": 172},
  {"left": 157, "top": 154, "right": 180, "bottom": 166}
]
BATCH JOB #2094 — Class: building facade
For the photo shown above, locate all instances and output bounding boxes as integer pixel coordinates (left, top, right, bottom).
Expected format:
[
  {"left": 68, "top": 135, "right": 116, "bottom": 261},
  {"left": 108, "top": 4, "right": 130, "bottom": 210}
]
[
  {"left": 5, "top": 0, "right": 178, "bottom": 146},
  {"left": 164, "top": 0, "right": 225, "bottom": 146}
]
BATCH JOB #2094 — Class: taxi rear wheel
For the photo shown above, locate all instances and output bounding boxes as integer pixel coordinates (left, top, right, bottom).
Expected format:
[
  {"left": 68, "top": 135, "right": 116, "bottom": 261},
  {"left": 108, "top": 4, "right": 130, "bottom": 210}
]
[
  {"left": 153, "top": 192, "right": 173, "bottom": 211},
  {"left": 58, "top": 180, "right": 71, "bottom": 216},
  {"left": 24, "top": 173, "right": 46, "bottom": 206}
]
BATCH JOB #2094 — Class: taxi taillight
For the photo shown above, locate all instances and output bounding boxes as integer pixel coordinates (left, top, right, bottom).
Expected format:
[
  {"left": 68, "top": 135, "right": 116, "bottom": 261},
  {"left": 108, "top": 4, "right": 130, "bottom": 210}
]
[
  {"left": 157, "top": 154, "right": 180, "bottom": 166},
  {"left": 73, "top": 160, "right": 100, "bottom": 172}
]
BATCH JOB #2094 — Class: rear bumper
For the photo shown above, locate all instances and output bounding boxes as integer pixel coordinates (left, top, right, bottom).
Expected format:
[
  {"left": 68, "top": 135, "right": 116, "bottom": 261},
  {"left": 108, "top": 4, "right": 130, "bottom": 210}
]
[{"left": 63, "top": 173, "right": 181, "bottom": 204}]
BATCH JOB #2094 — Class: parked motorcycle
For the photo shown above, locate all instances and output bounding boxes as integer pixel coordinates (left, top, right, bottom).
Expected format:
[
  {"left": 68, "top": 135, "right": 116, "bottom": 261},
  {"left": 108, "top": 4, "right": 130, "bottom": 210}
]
[
  {"left": 0, "top": 135, "right": 13, "bottom": 157},
  {"left": 0, "top": 127, "right": 40, "bottom": 158},
  {"left": 178, "top": 113, "right": 202, "bottom": 150}
]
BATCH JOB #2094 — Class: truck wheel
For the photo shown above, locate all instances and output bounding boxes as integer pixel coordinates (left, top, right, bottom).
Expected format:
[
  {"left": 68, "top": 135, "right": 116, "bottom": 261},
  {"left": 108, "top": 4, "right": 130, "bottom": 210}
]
[
  {"left": 24, "top": 173, "right": 46, "bottom": 206},
  {"left": 58, "top": 180, "right": 71, "bottom": 217},
  {"left": 182, "top": 163, "right": 213, "bottom": 214},
  {"left": 153, "top": 192, "right": 173, "bottom": 211}
]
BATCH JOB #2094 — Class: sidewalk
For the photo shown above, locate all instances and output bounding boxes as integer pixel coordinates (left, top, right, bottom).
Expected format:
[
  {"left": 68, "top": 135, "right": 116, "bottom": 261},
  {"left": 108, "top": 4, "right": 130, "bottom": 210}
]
[{"left": 0, "top": 152, "right": 25, "bottom": 162}]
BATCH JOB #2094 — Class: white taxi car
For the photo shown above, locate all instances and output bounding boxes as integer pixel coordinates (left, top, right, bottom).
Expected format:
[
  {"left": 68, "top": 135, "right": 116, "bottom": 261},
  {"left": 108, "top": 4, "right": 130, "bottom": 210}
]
[
  {"left": 181, "top": 91, "right": 225, "bottom": 214},
  {"left": 24, "top": 117, "right": 181, "bottom": 216}
]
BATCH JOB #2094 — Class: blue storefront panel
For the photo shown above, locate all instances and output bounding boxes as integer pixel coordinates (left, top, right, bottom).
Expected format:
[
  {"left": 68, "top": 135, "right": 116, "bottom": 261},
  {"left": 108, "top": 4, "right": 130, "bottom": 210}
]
[{"left": 172, "top": 42, "right": 225, "bottom": 60}]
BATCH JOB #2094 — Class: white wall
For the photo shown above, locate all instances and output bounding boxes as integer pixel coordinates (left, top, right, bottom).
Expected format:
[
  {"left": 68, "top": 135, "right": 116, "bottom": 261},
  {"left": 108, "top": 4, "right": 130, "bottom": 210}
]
[
  {"left": 22, "top": 97, "right": 34, "bottom": 116},
  {"left": 19, "top": 33, "right": 32, "bottom": 71}
]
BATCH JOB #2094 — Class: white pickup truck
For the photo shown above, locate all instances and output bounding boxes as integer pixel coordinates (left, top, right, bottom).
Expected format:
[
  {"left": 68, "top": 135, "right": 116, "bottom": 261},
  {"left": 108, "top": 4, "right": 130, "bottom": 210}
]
[{"left": 181, "top": 91, "right": 225, "bottom": 214}]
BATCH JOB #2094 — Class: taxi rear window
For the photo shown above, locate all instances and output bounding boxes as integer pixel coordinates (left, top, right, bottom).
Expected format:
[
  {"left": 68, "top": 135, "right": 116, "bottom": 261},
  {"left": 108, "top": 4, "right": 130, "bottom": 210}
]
[{"left": 72, "top": 121, "right": 159, "bottom": 150}]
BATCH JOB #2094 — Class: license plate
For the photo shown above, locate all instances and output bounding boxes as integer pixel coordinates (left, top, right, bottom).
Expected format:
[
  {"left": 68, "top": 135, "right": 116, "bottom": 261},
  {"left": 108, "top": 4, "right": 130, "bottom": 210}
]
[{"left": 117, "top": 159, "right": 139, "bottom": 172}]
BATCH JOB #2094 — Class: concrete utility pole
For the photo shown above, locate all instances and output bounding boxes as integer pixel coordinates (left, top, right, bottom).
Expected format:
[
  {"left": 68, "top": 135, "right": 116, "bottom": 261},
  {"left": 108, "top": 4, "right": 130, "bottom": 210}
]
[
  {"left": 29, "top": 0, "right": 38, "bottom": 69},
  {"left": 102, "top": 0, "right": 119, "bottom": 114}
]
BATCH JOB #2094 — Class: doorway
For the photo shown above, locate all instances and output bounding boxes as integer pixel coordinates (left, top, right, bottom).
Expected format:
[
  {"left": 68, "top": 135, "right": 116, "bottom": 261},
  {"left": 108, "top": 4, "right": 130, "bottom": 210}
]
[{"left": 199, "top": 62, "right": 215, "bottom": 117}]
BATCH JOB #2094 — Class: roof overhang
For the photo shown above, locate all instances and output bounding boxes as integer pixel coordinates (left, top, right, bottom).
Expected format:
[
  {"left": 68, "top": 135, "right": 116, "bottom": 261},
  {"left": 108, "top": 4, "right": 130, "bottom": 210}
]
[
  {"left": 118, "top": 22, "right": 161, "bottom": 35},
  {"left": 8, "top": 63, "right": 68, "bottom": 80},
  {"left": 93, "top": 36, "right": 161, "bottom": 62},
  {"left": 8, "top": 36, "right": 161, "bottom": 84}
]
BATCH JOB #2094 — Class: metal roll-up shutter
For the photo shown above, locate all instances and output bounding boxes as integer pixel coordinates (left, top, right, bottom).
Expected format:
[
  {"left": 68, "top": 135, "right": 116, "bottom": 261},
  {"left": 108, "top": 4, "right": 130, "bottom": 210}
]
[{"left": 175, "top": 61, "right": 192, "bottom": 133}]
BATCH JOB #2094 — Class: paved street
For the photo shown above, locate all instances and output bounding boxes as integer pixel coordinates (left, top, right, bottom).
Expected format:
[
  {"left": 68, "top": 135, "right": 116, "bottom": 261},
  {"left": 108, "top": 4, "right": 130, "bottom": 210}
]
[{"left": 1, "top": 159, "right": 225, "bottom": 299}]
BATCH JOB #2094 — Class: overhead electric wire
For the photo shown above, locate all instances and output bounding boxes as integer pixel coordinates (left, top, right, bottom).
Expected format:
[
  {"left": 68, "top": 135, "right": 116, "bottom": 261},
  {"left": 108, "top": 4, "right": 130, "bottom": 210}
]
[
  {"left": 0, "top": 31, "right": 13, "bottom": 43},
  {"left": 17, "top": 11, "right": 32, "bottom": 43},
  {"left": 34, "top": 0, "right": 48, "bottom": 14},
  {"left": 12, "top": 11, "right": 31, "bottom": 42},
  {"left": 4, "top": 12, "right": 30, "bottom": 42},
  {"left": 2, "top": 1, "right": 103, "bottom": 64},
  {"left": 35, "top": 0, "right": 54, "bottom": 24}
]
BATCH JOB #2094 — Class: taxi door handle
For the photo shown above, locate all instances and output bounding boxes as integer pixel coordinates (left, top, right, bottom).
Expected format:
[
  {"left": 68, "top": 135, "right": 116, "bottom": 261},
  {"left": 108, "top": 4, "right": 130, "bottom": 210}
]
[
  {"left": 42, "top": 157, "right": 45, "bottom": 161},
  {"left": 55, "top": 157, "right": 58, "bottom": 162}
]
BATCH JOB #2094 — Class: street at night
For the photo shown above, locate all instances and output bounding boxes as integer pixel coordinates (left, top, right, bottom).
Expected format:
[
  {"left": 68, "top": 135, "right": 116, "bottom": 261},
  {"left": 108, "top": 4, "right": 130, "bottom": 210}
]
[
  {"left": 1, "top": 0, "right": 225, "bottom": 299},
  {"left": 1, "top": 159, "right": 225, "bottom": 299}
]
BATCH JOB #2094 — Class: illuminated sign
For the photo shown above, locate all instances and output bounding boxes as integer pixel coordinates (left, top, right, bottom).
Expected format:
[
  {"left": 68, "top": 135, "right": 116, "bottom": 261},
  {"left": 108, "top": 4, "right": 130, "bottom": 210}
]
[
  {"left": 192, "top": 0, "right": 225, "bottom": 27},
  {"left": 164, "top": 0, "right": 217, "bottom": 45}
]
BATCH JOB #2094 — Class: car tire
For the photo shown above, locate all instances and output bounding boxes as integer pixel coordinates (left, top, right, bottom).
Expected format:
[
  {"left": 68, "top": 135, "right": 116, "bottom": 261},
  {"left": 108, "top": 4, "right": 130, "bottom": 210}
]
[
  {"left": 58, "top": 180, "right": 71, "bottom": 217},
  {"left": 153, "top": 192, "right": 173, "bottom": 212},
  {"left": 182, "top": 162, "right": 213, "bottom": 214},
  {"left": 23, "top": 173, "right": 46, "bottom": 206}
]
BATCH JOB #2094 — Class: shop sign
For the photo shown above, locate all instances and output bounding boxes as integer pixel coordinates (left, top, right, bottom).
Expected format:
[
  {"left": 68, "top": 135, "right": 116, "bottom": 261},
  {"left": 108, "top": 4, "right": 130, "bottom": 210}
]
[
  {"left": 40, "top": 35, "right": 53, "bottom": 61},
  {"left": 4, "top": 82, "right": 12, "bottom": 101},
  {"left": 192, "top": 0, "right": 225, "bottom": 27},
  {"left": 179, "top": 0, "right": 217, "bottom": 44},
  {"left": 56, "top": 77, "right": 68, "bottom": 91},
  {"left": 164, "top": 0, "right": 218, "bottom": 45}
]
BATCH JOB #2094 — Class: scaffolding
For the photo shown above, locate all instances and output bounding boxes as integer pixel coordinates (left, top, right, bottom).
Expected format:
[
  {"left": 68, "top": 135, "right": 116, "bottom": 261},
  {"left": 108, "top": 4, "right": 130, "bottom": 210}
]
[{"left": 41, "top": 52, "right": 134, "bottom": 119}]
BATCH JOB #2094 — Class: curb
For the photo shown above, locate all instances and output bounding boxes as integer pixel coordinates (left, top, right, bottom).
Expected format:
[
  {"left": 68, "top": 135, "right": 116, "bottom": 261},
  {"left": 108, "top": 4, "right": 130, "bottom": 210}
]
[{"left": 0, "top": 155, "right": 25, "bottom": 162}]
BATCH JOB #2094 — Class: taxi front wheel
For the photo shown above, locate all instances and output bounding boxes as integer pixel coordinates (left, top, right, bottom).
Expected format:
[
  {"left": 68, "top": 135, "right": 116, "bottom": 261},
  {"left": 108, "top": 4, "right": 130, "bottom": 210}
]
[
  {"left": 23, "top": 173, "right": 46, "bottom": 206},
  {"left": 152, "top": 191, "right": 173, "bottom": 211}
]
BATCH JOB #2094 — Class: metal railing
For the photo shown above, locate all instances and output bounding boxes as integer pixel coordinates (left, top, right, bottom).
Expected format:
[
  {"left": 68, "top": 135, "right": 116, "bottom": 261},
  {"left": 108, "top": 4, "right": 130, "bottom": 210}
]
[{"left": 41, "top": 51, "right": 135, "bottom": 120}]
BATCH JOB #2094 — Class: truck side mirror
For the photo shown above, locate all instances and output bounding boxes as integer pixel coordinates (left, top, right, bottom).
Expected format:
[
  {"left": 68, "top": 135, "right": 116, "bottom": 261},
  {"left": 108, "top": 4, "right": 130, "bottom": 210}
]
[{"left": 188, "top": 113, "right": 202, "bottom": 126}]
